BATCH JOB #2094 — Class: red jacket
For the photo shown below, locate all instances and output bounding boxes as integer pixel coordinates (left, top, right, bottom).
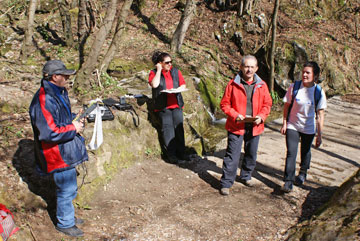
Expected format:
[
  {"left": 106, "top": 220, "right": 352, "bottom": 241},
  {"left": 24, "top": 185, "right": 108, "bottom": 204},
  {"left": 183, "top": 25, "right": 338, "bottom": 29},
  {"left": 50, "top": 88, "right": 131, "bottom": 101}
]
[{"left": 220, "top": 73, "right": 272, "bottom": 136}]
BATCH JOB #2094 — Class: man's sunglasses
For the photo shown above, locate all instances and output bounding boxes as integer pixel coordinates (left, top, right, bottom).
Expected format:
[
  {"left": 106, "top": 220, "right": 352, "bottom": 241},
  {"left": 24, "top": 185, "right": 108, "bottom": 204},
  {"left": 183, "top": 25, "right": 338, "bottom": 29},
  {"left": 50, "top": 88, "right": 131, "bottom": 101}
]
[{"left": 164, "top": 61, "right": 172, "bottom": 65}]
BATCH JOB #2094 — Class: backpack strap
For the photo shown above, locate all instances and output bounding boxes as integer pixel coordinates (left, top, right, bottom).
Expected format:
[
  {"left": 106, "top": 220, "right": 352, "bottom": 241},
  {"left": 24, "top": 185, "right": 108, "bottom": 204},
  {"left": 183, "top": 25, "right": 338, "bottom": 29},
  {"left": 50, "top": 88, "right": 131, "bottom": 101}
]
[
  {"left": 286, "top": 80, "right": 302, "bottom": 121},
  {"left": 314, "top": 84, "right": 322, "bottom": 110},
  {"left": 314, "top": 84, "right": 322, "bottom": 119}
]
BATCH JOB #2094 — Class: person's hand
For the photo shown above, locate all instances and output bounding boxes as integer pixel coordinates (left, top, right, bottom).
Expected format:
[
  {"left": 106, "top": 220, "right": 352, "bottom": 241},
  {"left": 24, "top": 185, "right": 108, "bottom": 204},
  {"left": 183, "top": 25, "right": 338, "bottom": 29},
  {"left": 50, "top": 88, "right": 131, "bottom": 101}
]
[
  {"left": 254, "top": 116, "right": 262, "bottom": 125},
  {"left": 280, "top": 123, "right": 287, "bottom": 135},
  {"left": 73, "top": 120, "right": 84, "bottom": 134},
  {"left": 315, "top": 134, "right": 322, "bottom": 148},
  {"left": 235, "top": 114, "right": 245, "bottom": 123},
  {"left": 156, "top": 63, "right": 162, "bottom": 71}
]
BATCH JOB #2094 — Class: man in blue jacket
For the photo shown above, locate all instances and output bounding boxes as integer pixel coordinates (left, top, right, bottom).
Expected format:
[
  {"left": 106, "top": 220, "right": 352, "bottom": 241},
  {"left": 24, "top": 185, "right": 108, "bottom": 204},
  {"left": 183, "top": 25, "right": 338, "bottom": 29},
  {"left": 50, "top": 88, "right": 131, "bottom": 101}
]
[{"left": 29, "top": 60, "right": 88, "bottom": 237}]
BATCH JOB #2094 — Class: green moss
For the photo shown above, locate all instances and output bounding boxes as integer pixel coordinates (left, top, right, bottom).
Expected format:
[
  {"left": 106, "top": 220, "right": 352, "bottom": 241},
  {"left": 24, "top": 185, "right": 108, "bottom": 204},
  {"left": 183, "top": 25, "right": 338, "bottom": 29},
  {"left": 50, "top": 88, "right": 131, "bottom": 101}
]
[
  {"left": 149, "top": 12, "right": 158, "bottom": 25},
  {"left": 69, "top": 7, "right": 79, "bottom": 16},
  {"left": 1, "top": 102, "right": 11, "bottom": 113},
  {"left": 108, "top": 58, "right": 152, "bottom": 78},
  {"left": 283, "top": 43, "right": 296, "bottom": 63},
  {"left": 157, "top": 0, "right": 165, "bottom": 7},
  {"left": 198, "top": 78, "right": 221, "bottom": 113},
  {"left": 24, "top": 56, "right": 39, "bottom": 66}
]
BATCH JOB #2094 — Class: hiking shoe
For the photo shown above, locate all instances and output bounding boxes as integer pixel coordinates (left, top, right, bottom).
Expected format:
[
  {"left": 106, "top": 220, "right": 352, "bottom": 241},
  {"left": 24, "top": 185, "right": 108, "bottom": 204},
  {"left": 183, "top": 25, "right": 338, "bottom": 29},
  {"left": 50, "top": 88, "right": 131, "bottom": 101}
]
[
  {"left": 220, "top": 188, "right": 230, "bottom": 196},
  {"left": 295, "top": 173, "right": 307, "bottom": 186},
  {"left": 56, "top": 225, "right": 84, "bottom": 237},
  {"left": 240, "top": 179, "right": 254, "bottom": 187},
  {"left": 281, "top": 181, "right": 293, "bottom": 193},
  {"left": 75, "top": 217, "right": 84, "bottom": 225}
]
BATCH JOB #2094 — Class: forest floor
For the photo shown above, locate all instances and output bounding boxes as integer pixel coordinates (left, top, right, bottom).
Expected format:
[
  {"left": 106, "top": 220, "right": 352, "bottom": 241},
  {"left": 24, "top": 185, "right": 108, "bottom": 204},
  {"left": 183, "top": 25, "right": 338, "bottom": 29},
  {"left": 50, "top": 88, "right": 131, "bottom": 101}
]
[{"left": 5, "top": 92, "right": 359, "bottom": 240}]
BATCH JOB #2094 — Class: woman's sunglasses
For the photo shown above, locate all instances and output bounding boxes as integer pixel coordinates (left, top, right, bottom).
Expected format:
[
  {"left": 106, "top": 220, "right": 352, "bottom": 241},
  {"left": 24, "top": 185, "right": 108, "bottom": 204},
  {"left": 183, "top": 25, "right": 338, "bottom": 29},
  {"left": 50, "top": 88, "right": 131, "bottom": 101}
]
[{"left": 164, "top": 61, "right": 172, "bottom": 65}]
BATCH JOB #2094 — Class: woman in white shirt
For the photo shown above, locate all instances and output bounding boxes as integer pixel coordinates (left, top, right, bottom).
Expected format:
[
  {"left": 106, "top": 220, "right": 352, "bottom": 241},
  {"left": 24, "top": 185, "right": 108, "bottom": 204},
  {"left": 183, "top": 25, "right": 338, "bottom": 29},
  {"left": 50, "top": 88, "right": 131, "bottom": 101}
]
[{"left": 280, "top": 62, "right": 327, "bottom": 192}]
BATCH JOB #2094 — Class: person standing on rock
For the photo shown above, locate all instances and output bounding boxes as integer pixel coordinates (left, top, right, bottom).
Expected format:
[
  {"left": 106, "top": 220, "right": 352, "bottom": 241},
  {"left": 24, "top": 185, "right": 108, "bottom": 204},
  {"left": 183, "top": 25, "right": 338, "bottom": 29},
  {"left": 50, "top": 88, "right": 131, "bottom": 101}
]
[
  {"left": 219, "top": 55, "right": 272, "bottom": 195},
  {"left": 29, "top": 60, "right": 88, "bottom": 237},
  {"left": 280, "top": 61, "right": 327, "bottom": 193},
  {"left": 148, "top": 51, "right": 187, "bottom": 164}
]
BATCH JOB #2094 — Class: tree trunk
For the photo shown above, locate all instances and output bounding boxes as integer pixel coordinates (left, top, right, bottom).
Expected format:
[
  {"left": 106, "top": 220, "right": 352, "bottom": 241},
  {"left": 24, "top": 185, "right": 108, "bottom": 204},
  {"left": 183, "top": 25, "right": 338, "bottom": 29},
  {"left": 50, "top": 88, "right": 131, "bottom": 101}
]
[
  {"left": 269, "top": 0, "right": 280, "bottom": 93},
  {"left": 20, "top": 0, "right": 37, "bottom": 60},
  {"left": 74, "top": 0, "right": 118, "bottom": 94},
  {"left": 170, "top": 0, "right": 197, "bottom": 53},
  {"left": 237, "top": 0, "right": 257, "bottom": 16},
  {"left": 237, "top": 0, "right": 243, "bottom": 16},
  {"left": 355, "top": 14, "right": 359, "bottom": 40},
  {"left": 100, "top": 0, "right": 134, "bottom": 73},
  {"left": 78, "top": 0, "right": 96, "bottom": 66},
  {"left": 78, "top": 0, "right": 87, "bottom": 43},
  {"left": 58, "top": 0, "right": 74, "bottom": 47}
]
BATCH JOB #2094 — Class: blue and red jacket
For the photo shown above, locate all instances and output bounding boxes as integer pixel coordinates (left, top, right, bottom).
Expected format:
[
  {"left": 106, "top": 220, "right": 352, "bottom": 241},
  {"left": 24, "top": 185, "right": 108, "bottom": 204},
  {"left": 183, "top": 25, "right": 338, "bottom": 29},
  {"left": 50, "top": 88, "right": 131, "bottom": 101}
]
[{"left": 29, "top": 79, "right": 88, "bottom": 173}]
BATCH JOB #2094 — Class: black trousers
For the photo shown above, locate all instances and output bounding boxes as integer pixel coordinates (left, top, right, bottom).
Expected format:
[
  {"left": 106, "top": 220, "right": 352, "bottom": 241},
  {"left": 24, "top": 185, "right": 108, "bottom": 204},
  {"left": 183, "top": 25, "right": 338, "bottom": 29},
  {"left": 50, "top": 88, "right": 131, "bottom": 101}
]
[
  {"left": 158, "top": 108, "right": 185, "bottom": 159},
  {"left": 284, "top": 129, "right": 315, "bottom": 182}
]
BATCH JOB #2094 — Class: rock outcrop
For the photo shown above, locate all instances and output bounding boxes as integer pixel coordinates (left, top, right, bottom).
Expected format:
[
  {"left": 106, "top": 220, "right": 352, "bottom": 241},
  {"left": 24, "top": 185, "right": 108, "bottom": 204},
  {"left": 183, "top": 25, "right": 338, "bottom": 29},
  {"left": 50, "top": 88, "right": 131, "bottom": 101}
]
[{"left": 286, "top": 168, "right": 360, "bottom": 241}]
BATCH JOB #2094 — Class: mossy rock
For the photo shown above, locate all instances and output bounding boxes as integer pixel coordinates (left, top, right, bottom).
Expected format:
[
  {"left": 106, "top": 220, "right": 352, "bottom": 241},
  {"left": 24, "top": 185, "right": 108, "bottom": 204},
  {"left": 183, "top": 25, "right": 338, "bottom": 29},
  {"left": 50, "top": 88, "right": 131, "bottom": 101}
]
[
  {"left": 108, "top": 58, "right": 152, "bottom": 78},
  {"left": 0, "top": 43, "right": 12, "bottom": 57},
  {"left": 75, "top": 107, "right": 160, "bottom": 206},
  {"left": 286, "top": 168, "right": 360, "bottom": 240}
]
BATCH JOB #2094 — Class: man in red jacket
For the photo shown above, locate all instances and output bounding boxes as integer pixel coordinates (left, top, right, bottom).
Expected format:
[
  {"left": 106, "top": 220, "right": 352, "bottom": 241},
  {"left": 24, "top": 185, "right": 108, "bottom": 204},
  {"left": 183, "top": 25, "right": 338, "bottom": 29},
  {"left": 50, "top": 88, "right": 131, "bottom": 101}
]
[{"left": 219, "top": 55, "right": 272, "bottom": 195}]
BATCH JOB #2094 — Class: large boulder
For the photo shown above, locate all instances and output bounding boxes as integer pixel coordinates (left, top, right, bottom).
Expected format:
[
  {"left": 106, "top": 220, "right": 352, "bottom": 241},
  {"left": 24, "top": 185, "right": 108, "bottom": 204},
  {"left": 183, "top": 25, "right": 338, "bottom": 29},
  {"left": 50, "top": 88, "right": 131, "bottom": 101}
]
[{"left": 285, "top": 168, "right": 360, "bottom": 240}]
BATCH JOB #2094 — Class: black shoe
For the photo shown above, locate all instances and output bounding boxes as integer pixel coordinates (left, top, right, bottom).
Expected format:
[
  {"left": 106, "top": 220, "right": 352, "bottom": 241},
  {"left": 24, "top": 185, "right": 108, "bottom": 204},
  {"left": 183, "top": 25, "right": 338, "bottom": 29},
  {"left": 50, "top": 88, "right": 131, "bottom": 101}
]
[
  {"left": 167, "top": 155, "right": 179, "bottom": 164},
  {"left": 56, "top": 225, "right": 84, "bottom": 237},
  {"left": 75, "top": 217, "right": 84, "bottom": 225},
  {"left": 281, "top": 181, "right": 293, "bottom": 193},
  {"left": 295, "top": 173, "right": 307, "bottom": 186}
]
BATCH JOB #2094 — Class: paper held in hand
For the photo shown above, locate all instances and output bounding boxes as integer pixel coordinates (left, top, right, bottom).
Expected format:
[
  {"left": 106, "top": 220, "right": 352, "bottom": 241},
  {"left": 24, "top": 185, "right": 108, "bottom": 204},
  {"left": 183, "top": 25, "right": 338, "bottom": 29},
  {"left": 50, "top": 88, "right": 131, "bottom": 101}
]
[
  {"left": 160, "top": 87, "right": 189, "bottom": 93},
  {"left": 244, "top": 116, "right": 257, "bottom": 123}
]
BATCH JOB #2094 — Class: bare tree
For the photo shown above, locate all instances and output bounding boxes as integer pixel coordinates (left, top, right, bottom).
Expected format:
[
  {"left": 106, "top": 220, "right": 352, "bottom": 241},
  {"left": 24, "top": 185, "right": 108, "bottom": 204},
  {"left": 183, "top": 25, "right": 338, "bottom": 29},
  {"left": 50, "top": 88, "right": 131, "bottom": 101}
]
[
  {"left": 269, "top": 0, "right": 280, "bottom": 92},
  {"left": 237, "top": 0, "right": 256, "bottom": 17},
  {"left": 355, "top": 13, "right": 359, "bottom": 40},
  {"left": 74, "top": 0, "right": 118, "bottom": 94},
  {"left": 100, "top": 0, "right": 134, "bottom": 73},
  {"left": 78, "top": 0, "right": 88, "bottom": 43},
  {"left": 58, "top": 0, "right": 74, "bottom": 47},
  {"left": 78, "top": 0, "right": 95, "bottom": 44},
  {"left": 20, "top": 0, "right": 37, "bottom": 60},
  {"left": 171, "top": 0, "right": 197, "bottom": 53}
]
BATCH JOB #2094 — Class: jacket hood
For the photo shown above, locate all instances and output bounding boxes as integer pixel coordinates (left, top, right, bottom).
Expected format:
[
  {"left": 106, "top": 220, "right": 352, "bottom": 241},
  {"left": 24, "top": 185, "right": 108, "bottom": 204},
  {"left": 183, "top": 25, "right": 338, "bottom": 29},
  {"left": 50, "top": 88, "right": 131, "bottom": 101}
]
[{"left": 233, "top": 72, "right": 263, "bottom": 86}]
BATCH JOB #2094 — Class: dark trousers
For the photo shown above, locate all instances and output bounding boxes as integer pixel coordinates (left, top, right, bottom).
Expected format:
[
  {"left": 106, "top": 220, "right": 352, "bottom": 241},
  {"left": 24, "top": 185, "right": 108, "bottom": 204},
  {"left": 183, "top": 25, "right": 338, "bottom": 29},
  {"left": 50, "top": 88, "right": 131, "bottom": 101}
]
[
  {"left": 158, "top": 108, "right": 185, "bottom": 159},
  {"left": 284, "top": 129, "right": 315, "bottom": 182},
  {"left": 220, "top": 128, "right": 260, "bottom": 188}
]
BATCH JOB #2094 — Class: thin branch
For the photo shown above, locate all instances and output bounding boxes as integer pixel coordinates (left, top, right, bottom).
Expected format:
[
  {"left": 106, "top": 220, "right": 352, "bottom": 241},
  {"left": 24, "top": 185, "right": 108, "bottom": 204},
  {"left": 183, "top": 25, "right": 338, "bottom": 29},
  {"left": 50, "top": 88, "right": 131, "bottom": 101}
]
[{"left": 0, "top": 6, "right": 15, "bottom": 18}]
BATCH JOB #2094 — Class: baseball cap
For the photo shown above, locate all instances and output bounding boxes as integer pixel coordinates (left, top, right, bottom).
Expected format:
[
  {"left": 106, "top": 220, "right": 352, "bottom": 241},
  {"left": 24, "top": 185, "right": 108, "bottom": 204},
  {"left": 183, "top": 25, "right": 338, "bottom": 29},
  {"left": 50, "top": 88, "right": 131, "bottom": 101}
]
[{"left": 42, "top": 60, "right": 76, "bottom": 77}]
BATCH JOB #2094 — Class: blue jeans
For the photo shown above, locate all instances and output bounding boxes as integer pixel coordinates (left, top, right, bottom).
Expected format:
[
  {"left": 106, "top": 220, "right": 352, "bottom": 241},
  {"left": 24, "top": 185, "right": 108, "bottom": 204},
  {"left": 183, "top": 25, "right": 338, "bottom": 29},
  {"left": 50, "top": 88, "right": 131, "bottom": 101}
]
[
  {"left": 53, "top": 168, "right": 77, "bottom": 228},
  {"left": 158, "top": 108, "right": 185, "bottom": 159},
  {"left": 284, "top": 129, "right": 315, "bottom": 182},
  {"left": 220, "top": 128, "right": 260, "bottom": 188}
]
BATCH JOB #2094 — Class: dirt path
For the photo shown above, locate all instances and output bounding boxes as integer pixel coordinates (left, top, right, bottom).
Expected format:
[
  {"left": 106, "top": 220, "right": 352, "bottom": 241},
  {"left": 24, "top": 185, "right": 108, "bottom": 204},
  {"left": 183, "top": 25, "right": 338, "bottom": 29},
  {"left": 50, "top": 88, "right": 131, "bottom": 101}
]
[
  {"left": 76, "top": 96, "right": 359, "bottom": 240},
  {"left": 12, "top": 96, "right": 360, "bottom": 241}
]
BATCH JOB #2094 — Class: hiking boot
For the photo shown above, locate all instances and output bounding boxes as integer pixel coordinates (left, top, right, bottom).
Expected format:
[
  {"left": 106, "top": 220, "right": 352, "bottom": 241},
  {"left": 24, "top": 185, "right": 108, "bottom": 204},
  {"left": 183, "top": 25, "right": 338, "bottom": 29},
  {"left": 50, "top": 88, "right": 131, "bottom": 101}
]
[
  {"left": 281, "top": 181, "right": 293, "bottom": 193},
  {"left": 75, "top": 217, "right": 84, "bottom": 225},
  {"left": 295, "top": 172, "right": 307, "bottom": 186},
  {"left": 56, "top": 225, "right": 84, "bottom": 237},
  {"left": 240, "top": 179, "right": 254, "bottom": 187},
  {"left": 220, "top": 188, "right": 230, "bottom": 196}
]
